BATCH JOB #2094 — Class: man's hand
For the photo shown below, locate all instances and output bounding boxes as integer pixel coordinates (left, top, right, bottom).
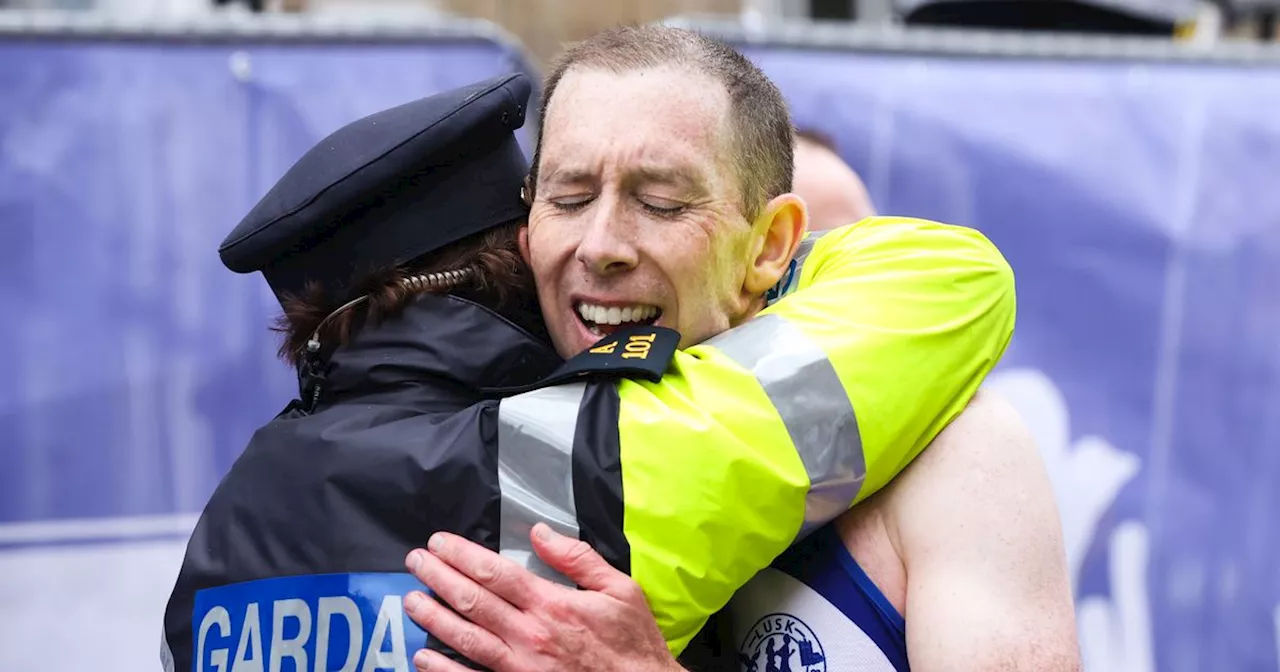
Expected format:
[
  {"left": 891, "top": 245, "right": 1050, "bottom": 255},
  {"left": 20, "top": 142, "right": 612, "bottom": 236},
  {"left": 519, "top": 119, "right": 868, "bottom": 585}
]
[{"left": 402, "top": 523, "right": 682, "bottom": 672}]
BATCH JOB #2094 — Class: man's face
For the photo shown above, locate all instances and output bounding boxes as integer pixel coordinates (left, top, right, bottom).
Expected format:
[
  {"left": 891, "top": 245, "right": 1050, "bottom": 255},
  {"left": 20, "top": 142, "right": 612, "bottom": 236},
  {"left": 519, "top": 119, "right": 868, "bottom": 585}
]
[{"left": 524, "top": 67, "right": 758, "bottom": 357}]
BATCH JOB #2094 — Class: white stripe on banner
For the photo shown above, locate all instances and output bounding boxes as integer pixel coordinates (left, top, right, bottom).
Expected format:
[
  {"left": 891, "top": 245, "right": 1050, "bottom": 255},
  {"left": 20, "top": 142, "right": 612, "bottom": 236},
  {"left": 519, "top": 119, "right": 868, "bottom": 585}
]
[
  {"left": 1273, "top": 604, "right": 1280, "bottom": 672},
  {"left": 0, "top": 513, "right": 199, "bottom": 545}
]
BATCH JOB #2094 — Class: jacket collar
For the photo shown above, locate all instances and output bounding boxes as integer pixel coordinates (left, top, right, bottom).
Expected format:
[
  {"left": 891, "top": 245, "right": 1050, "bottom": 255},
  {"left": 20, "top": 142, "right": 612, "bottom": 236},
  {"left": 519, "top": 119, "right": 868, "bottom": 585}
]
[{"left": 322, "top": 294, "right": 561, "bottom": 399}]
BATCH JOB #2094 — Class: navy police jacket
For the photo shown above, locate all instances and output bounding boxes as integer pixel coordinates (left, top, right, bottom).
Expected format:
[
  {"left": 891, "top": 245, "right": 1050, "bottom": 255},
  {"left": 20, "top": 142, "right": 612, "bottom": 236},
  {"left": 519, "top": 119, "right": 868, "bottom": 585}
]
[{"left": 161, "top": 295, "right": 568, "bottom": 672}]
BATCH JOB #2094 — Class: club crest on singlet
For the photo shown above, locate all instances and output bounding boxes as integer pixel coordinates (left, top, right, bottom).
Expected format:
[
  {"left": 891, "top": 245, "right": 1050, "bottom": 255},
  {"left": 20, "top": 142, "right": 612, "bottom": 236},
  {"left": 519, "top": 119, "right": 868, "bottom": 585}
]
[{"left": 739, "top": 612, "right": 827, "bottom": 672}]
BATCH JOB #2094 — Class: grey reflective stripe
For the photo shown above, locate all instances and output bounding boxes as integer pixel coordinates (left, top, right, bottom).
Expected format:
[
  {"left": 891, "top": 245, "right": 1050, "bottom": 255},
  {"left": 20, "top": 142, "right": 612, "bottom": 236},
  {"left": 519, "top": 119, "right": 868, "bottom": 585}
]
[
  {"left": 789, "top": 235, "right": 819, "bottom": 292},
  {"left": 766, "top": 234, "right": 820, "bottom": 307},
  {"left": 496, "top": 383, "right": 585, "bottom": 586},
  {"left": 795, "top": 232, "right": 820, "bottom": 268},
  {"left": 160, "top": 629, "right": 174, "bottom": 672},
  {"left": 704, "top": 313, "right": 864, "bottom": 540}
]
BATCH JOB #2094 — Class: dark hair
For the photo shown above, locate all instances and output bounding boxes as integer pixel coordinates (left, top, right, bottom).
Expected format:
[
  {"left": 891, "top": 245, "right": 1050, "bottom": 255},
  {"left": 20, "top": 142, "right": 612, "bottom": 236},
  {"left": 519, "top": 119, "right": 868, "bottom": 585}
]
[
  {"left": 272, "top": 219, "right": 534, "bottom": 367},
  {"left": 530, "top": 25, "right": 794, "bottom": 221},
  {"left": 795, "top": 127, "right": 840, "bottom": 154}
]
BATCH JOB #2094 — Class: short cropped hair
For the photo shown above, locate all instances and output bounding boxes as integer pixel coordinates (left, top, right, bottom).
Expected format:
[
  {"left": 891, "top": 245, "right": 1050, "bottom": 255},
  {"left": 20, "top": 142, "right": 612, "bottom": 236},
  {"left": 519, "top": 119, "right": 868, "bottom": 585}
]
[{"left": 530, "top": 25, "right": 794, "bottom": 221}]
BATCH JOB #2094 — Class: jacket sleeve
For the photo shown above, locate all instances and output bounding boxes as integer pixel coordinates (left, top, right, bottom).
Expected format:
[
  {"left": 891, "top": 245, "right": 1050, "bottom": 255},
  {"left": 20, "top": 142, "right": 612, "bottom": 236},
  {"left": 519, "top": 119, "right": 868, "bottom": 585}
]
[{"left": 494, "top": 216, "right": 1016, "bottom": 655}]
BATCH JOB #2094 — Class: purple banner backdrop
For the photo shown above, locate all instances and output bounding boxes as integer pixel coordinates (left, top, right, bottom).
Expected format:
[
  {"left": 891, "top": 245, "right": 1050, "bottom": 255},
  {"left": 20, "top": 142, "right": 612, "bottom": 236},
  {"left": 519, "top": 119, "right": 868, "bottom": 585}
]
[
  {"left": 0, "top": 35, "right": 533, "bottom": 670},
  {"left": 737, "top": 45, "right": 1280, "bottom": 672},
  {"left": 4, "top": 30, "right": 1280, "bottom": 672}
]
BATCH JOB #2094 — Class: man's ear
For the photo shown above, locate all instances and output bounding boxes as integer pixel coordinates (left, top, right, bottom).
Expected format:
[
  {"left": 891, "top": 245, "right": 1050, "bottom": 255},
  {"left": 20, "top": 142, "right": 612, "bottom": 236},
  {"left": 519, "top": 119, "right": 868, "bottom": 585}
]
[
  {"left": 518, "top": 224, "right": 532, "bottom": 266},
  {"left": 743, "top": 193, "right": 808, "bottom": 297},
  {"left": 521, "top": 175, "right": 534, "bottom": 207}
]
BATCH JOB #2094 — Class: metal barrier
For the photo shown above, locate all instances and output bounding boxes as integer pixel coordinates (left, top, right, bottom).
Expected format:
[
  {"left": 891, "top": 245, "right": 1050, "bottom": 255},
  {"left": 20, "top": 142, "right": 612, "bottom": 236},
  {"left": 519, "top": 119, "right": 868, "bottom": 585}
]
[
  {"left": 667, "top": 12, "right": 1280, "bottom": 63},
  {"left": 5, "top": 10, "right": 1280, "bottom": 671},
  {"left": 0, "top": 6, "right": 529, "bottom": 47}
]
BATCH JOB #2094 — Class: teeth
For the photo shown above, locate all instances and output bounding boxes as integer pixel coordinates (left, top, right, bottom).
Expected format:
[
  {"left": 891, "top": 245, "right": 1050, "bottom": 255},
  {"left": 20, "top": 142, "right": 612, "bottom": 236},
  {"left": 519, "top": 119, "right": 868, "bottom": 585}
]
[{"left": 576, "top": 302, "right": 659, "bottom": 326}]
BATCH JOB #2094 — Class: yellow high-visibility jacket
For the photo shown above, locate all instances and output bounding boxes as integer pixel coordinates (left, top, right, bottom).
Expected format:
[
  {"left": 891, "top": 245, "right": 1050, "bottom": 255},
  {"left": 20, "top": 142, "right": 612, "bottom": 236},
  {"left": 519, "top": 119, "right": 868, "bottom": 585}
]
[{"left": 495, "top": 216, "right": 1016, "bottom": 654}]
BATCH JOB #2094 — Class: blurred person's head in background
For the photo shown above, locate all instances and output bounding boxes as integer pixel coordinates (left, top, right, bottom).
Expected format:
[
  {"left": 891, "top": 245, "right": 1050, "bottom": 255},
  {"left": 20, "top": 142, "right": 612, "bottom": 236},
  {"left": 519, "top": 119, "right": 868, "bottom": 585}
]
[
  {"left": 521, "top": 25, "right": 808, "bottom": 358},
  {"left": 793, "top": 128, "right": 876, "bottom": 231}
]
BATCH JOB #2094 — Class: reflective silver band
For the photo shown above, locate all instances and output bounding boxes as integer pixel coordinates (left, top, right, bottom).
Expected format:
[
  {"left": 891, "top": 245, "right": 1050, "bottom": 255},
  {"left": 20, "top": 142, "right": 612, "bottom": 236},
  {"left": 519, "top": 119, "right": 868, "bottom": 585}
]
[
  {"left": 160, "top": 629, "right": 175, "bottom": 672},
  {"left": 496, "top": 383, "right": 585, "bottom": 586},
  {"left": 704, "top": 313, "right": 864, "bottom": 540},
  {"left": 795, "top": 233, "right": 820, "bottom": 268},
  {"left": 765, "top": 234, "right": 820, "bottom": 307}
]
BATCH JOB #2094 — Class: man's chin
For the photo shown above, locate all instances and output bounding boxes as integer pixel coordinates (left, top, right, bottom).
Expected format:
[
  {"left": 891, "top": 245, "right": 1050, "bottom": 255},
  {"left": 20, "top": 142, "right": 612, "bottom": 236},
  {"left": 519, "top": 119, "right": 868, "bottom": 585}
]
[
  {"left": 561, "top": 318, "right": 623, "bottom": 357},
  {"left": 548, "top": 324, "right": 594, "bottom": 359},
  {"left": 556, "top": 313, "right": 670, "bottom": 357},
  {"left": 566, "top": 325, "right": 602, "bottom": 357}
]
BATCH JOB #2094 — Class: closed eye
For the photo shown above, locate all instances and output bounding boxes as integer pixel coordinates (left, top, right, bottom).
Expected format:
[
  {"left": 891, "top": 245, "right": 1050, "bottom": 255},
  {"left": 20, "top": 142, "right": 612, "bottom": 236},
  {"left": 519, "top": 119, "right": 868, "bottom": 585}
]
[
  {"left": 550, "top": 197, "right": 593, "bottom": 213},
  {"left": 641, "top": 203, "right": 685, "bottom": 218}
]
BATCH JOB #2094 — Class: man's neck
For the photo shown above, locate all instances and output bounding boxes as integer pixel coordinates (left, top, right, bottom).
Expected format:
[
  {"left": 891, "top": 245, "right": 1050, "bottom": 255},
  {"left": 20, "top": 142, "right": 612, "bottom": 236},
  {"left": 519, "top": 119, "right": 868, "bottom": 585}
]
[{"left": 732, "top": 296, "right": 768, "bottom": 328}]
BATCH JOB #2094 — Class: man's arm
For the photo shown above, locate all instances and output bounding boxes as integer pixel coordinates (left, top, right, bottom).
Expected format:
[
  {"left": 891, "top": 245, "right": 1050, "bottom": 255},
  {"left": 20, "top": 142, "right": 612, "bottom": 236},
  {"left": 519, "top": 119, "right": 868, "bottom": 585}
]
[{"left": 889, "top": 391, "right": 1080, "bottom": 671}]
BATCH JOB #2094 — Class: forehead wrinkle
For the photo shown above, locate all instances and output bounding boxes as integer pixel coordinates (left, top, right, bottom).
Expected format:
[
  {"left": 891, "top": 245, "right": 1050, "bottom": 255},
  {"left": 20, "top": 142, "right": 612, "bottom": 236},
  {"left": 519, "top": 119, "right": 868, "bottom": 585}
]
[
  {"left": 540, "top": 165, "right": 595, "bottom": 188},
  {"left": 624, "top": 164, "right": 711, "bottom": 197}
]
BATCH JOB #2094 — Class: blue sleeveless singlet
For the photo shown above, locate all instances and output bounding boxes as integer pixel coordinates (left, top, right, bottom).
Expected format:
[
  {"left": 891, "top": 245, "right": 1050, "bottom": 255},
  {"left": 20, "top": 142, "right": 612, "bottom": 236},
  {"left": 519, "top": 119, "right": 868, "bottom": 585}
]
[{"left": 726, "top": 523, "right": 909, "bottom": 672}]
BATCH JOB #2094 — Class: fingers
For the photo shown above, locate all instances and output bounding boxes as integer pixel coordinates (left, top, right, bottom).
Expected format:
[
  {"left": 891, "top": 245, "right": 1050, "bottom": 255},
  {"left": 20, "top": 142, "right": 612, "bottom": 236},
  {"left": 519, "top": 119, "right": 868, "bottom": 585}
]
[
  {"left": 406, "top": 549, "right": 527, "bottom": 639},
  {"left": 411, "top": 648, "right": 473, "bottom": 672},
  {"left": 529, "top": 523, "right": 633, "bottom": 598},
  {"left": 425, "top": 532, "right": 544, "bottom": 608},
  {"left": 403, "top": 590, "right": 512, "bottom": 671}
]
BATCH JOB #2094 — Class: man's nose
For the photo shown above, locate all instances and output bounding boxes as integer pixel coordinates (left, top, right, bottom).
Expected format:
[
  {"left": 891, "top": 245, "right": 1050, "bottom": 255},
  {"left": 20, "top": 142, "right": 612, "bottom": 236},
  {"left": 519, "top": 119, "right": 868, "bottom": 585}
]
[{"left": 575, "top": 199, "right": 638, "bottom": 276}]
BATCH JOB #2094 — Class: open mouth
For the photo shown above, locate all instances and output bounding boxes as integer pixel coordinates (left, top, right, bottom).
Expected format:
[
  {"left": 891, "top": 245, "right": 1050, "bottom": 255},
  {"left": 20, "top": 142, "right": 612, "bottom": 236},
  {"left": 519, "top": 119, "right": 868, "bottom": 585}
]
[{"left": 575, "top": 302, "right": 662, "bottom": 337}]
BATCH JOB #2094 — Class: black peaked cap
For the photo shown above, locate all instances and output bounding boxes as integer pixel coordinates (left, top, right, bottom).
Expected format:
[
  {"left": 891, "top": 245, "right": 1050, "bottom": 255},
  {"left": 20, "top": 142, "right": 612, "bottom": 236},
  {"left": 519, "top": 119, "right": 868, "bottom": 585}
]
[{"left": 218, "top": 72, "right": 533, "bottom": 301}]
